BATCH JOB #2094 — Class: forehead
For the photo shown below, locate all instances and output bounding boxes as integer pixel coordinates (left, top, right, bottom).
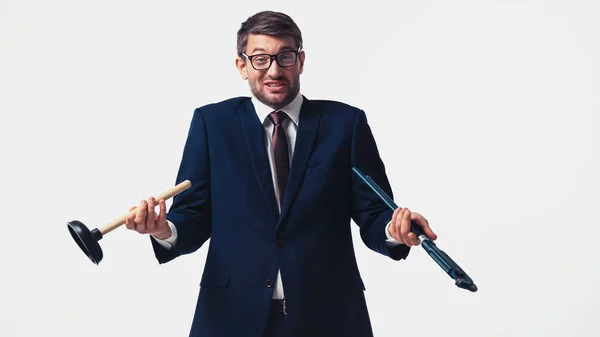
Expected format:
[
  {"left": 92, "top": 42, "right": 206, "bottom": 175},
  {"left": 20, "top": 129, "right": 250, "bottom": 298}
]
[{"left": 245, "top": 34, "right": 297, "bottom": 54}]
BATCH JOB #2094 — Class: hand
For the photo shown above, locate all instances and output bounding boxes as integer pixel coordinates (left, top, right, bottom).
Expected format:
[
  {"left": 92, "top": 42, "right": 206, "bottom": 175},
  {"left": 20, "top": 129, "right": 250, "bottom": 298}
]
[
  {"left": 125, "top": 196, "right": 171, "bottom": 239},
  {"left": 388, "top": 207, "right": 437, "bottom": 246}
]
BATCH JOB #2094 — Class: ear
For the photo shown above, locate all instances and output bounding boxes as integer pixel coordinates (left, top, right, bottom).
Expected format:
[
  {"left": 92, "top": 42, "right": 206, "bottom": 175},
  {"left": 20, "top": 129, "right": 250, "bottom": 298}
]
[
  {"left": 298, "top": 50, "right": 305, "bottom": 75},
  {"left": 235, "top": 56, "right": 249, "bottom": 80}
]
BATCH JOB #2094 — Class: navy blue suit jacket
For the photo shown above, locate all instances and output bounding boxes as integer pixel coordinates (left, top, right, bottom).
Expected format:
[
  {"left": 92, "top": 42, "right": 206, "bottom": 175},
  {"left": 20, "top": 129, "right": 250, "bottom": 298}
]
[{"left": 151, "top": 96, "right": 411, "bottom": 337}]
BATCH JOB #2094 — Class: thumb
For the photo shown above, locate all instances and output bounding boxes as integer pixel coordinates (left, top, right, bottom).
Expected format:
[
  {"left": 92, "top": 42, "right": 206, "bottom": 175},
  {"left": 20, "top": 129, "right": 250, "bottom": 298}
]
[{"left": 411, "top": 212, "right": 437, "bottom": 240}]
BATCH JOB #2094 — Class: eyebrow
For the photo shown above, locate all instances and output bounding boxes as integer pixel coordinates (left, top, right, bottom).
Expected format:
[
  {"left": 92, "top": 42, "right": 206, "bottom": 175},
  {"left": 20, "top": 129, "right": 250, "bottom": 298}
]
[{"left": 248, "top": 46, "right": 297, "bottom": 54}]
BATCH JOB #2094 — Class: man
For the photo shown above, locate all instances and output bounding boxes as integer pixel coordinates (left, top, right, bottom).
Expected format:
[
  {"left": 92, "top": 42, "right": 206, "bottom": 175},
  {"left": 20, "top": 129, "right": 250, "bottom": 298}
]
[{"left": 125, "top": 10, "right": 437, "bottom": 337}]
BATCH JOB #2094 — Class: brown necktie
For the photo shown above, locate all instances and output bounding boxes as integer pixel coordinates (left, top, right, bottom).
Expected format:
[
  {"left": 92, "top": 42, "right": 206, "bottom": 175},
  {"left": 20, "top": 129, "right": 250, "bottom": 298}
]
[{"left": 268, "top": 111, "right": 290, "bottom": 207}]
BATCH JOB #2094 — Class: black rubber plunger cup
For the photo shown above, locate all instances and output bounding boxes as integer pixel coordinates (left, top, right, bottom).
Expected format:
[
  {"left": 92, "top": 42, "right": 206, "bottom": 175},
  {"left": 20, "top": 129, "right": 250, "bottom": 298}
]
[{"left": 67, "top": 180, "right": 192, "bottom": 265}]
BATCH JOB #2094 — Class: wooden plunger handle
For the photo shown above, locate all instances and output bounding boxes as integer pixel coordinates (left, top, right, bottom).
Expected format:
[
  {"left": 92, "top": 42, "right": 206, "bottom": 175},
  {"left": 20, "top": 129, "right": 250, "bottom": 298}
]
[{"left": 98, "top": 180, "right": 192, "bottom": 235}]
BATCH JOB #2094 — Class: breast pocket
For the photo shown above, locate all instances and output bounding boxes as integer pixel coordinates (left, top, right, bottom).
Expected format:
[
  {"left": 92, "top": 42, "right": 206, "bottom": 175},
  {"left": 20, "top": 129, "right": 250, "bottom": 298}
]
[{"left": 304, "top": 159, "right": 333, "bottom": 177}]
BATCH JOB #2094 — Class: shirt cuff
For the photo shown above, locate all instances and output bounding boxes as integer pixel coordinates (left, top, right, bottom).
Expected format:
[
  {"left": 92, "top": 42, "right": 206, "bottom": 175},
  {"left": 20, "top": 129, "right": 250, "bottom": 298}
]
[
  {"left": 152, "top": 220, "right": 178, "bottom": 250},
  {"left": 385, "top": 220, "right": 401, "bottom": 247}
]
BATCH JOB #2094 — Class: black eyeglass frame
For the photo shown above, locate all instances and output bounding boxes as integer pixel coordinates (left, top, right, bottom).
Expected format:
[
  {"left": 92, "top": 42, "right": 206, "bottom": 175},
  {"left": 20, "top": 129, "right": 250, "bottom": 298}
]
[{"left": 242, "top": 47, "right": 302, "bottom": 70}]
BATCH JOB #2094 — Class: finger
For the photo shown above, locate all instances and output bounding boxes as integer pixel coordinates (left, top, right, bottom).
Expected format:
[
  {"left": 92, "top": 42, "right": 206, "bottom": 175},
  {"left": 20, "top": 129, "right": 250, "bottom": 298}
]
[
  {"left": 411, "top": 212, "right": 437, "bottom": 240},
  {"left": 135, "top": 200, "right": 148, "bottom": 233},
  {"left": 405, "top": 211, "right": 421, "bottom": 246},
  {"left": 400, "top": 208, "right": 413, "bottom": 246},
  {"left": 158, "top": 199, "right": 167, "bottom": 230},
  {"left": 389, "top": 207, "right": 401, "bottom": 242},
  {"left": 146, "top": 197, "right": 156, "bottom": 232},
  {"left": 392, "top": 208, "right": 406, "bottom": 244},
  {"left": 408, "top": 232, "right": 420, "bottom": 246},
  {"left": 125, "top": 210, "right": 135, "bottom": 230}
]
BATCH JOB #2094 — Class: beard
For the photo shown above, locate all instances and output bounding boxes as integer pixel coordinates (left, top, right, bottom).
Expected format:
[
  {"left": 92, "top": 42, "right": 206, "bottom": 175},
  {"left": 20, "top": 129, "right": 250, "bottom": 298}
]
[{"left": 249, "top": 76, "right": 301, "bottom": 110}]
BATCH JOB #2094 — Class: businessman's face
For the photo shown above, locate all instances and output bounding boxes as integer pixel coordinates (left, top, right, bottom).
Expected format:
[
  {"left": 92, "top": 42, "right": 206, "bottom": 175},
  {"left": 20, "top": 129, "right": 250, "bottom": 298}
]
[{"left": 236, "top": 34, "right": 305, "bottom": 110}]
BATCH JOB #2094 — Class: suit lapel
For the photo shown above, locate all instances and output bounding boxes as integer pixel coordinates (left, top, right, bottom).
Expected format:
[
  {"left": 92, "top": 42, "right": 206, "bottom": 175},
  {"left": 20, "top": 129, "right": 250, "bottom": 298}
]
[
  {"left": 238, "top": 99, "right": 279, "bottom": 219},
  {"left": 278, "top": 98, "right": 322, "bottom": 227}
]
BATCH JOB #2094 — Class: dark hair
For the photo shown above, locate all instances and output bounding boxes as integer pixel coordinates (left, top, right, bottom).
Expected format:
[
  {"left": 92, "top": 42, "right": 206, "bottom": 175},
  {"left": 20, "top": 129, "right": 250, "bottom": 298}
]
[{"left": 237, "top": 11, "right": 303, "bottom": 57}]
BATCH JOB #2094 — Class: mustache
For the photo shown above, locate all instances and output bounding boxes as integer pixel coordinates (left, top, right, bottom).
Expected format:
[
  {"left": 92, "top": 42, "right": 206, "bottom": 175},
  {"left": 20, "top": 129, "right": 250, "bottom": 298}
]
[{"left": 263, "top": 76, "right": 288, "bottom": 83}]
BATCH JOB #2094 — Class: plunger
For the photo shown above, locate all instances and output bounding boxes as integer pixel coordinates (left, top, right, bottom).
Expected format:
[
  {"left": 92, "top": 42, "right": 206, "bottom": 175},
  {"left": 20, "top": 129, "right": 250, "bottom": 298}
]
[{"left": 67, "top": 180, "right": 192, "bottom": 265}]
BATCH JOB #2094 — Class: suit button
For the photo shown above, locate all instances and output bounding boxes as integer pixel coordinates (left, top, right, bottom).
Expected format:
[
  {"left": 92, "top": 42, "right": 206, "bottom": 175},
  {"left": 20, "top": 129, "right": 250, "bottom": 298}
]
[
  {"left": 266, "top": 279, "right": 273, "bottom": 287},
  {"left": 276, "top": 240, "right": 285, "bottom": 247}
]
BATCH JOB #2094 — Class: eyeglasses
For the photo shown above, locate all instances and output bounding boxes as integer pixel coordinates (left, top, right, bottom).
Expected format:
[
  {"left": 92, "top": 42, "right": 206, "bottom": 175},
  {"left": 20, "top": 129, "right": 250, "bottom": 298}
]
[{"left": 242, "top": 48, "right": 301, "bottom": 70}]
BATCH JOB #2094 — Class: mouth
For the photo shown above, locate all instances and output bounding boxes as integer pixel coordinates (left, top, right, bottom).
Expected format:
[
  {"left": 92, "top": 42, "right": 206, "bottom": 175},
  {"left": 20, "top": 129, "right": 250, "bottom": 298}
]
[{"left": 264, "top": 81, "right": 286, "bottom": 92}]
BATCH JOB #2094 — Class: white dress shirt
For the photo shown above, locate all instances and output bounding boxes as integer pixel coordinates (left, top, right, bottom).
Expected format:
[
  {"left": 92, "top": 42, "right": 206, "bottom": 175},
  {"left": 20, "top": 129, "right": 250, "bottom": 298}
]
[{"left": 154, "top": 92, "right": 401, "bottom": 299}]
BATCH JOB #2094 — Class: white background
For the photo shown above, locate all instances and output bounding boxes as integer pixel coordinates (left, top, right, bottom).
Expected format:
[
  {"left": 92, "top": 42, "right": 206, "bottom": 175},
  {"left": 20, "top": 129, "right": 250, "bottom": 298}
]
[{"left": 1, "top": 0, "right": 598, "bottom": 336}]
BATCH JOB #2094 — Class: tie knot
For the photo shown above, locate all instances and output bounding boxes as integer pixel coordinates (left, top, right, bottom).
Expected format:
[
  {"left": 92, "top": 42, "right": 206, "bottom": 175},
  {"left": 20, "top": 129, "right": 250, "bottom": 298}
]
[{"left": 268, "top": 111, "right": 288, "bottom": 126}]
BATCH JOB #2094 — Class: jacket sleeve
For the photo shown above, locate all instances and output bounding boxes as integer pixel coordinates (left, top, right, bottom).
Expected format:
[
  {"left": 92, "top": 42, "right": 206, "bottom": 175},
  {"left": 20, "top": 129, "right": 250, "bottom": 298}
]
[
  {"left": 350, "top": 110, "right": 410, "bottom": 261},
  {"left": 152, "top": 108, "right": 212, "bottom": 264}
]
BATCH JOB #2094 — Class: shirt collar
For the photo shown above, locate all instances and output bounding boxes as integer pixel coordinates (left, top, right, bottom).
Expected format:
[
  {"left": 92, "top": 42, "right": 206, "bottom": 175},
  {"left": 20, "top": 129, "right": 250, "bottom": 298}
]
[{"left": 251, "top": 91, "right": 303, "bottom": 126}]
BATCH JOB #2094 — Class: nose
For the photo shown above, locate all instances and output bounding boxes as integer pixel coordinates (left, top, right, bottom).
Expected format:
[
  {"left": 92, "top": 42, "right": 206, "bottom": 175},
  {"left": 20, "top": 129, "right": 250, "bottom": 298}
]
[{"left": 267, "top": 57, "right": 282, "bottom": 77}]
